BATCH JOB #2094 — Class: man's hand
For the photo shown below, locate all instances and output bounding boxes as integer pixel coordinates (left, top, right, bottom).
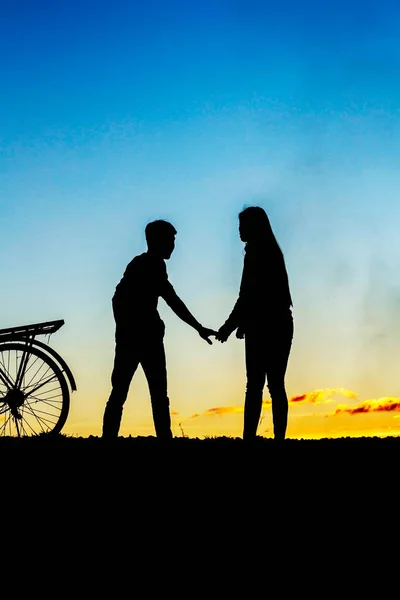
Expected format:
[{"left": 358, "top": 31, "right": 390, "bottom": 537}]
[
  {"left": 235, "top": 327, "right": 245, "bottom": 339},
  {"left": 215, "top": 324, "right": 232, "bottom": 343},
  {"left": 198, "top": 326, "right": 218, "bottom": 345}
]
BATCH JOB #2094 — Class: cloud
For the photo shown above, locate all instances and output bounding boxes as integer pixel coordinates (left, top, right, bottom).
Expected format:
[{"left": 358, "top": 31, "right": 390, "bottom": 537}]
[
  {"left": 333, "top": 397, "right": 400, "bottom": 415},
  {"left": 178, "top": 388, "right": 358, "bottom": 422},
  {"left": 289, "top": 388, "right": 357, "bottom": 404},
  {"left": 203, "top": 406, "right": 244, "bottom": 416}
]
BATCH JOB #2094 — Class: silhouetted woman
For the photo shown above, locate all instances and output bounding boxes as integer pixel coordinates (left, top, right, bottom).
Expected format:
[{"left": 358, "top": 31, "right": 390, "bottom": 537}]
[{"left": 216, "top": 206, "right": 294, "bottom": 442}]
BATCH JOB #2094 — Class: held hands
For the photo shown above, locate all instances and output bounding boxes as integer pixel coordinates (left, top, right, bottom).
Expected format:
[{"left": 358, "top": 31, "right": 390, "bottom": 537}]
[
  {"left": 197, "top": 324, "right": 245, "bottom": 345},
  {"left": 215, "top": 323, "right": 232, "bottom": 343},
  {"left": 216, "top": 324, "right": 245, "bottom": 343},
  {"left": 197, "top": 325, "right": 218, "bottom": 345}
]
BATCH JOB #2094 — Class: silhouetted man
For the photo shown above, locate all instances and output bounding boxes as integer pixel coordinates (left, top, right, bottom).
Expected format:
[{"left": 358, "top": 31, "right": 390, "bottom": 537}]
[{"left": 102, "top": 219, "right": 216, "bottom": 440}]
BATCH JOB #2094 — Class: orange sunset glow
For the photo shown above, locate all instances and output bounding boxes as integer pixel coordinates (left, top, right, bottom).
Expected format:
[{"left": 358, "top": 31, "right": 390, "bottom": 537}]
[{"left": 153, "top": 389, "right": 400, "bottom": 441}]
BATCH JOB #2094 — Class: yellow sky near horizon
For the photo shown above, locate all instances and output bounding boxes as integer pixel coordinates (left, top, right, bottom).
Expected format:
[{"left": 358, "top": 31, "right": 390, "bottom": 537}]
[
  {"left": 62, "top": 384, "right": 400, "bottom": 440},
  {"left": 53, "top": 304, "right": 400, "bottom": 441}
]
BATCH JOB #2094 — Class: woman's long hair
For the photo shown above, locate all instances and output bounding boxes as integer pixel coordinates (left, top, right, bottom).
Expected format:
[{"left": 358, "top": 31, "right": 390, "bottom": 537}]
[
  {"left": 239, "top": 206, "right": 293, "bottom": 307},
  {"left": 239, "top": 206, "right": 282, "bottom": 251}
]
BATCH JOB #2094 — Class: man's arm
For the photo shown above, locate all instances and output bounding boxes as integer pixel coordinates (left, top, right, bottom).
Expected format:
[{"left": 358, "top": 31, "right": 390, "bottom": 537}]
[
  {"left": 161, "top": 280, "right": 201, "bottom": 329},
  {"left": 161, "top": 280, "right": 217, "bottom": 344}
]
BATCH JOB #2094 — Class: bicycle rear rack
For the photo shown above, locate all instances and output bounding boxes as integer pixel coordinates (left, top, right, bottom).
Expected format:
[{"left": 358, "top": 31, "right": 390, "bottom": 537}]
[{"left": 0, "top": 320, "right": 64, "bottom": 341}]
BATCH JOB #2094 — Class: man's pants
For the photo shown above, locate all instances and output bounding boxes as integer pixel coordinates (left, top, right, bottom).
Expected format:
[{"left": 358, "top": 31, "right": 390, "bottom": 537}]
[{"left": 102, "top": 329, "right": 172, "bottom": 440}]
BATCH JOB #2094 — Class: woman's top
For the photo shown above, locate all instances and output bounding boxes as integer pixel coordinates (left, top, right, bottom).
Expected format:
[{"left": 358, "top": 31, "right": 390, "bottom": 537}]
[{"left": 222, "top": 242, "right": 293, "bottom": 334}]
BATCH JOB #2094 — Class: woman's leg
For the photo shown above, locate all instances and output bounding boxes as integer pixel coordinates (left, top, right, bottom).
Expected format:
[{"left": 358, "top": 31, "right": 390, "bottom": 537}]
[
  {"left": 243, "top": 331, "right": 267, "bottom": 440},
  {"left": 266, "top": 316, "right": 294, "bottom": 441}
]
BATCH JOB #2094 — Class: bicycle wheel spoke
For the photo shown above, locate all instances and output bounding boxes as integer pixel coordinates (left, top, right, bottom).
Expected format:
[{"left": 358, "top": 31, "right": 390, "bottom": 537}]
[
  {"left": 0, "top": 355, "right": 15, "bottom": 390},
  {"left": 24, "top": 373, "right": 59, "bottom": 397},
  {"left": 19, "top": 418, "right": 29, "bottom": 437},
  {"left": 23, "top": 399, "right": 60, "bottom": 421},
  {"left": 23, "top": 361, "right": 51, "bottom": 389},
  {"left": 0, "top": 412, "right": 12, "bottom": 436},
  {"left": 20, "top": 404, "right": 48, "bottom": 433},
  {"left": 26, "top": 399, "right": 63, "bottom": 416},
  {"left": 28, "top": 394, "right": 63, "bottom": 404},
  {"left": 0, "top": 349, "right": 15, "bottom": 380},
  {"left": 15, "top": 346, "right": 32, "bottom": 390},
  {"left": 19, "top": 411, "right": 41, "bottom": 436},
  {"left": 25, "top": 385, "right": 63, "bottom": 401},
  {"left": 23, "top": 359, "right": 50, "bottom": 391},
  {"left": 22, "top": 354, "right": 42, "bottom": 380}
]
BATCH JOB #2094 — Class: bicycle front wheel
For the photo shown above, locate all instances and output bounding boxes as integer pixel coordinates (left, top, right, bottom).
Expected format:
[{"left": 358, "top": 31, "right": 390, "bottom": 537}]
[{"left": 0, "top": 342, "right": 70, "bottom": 437}]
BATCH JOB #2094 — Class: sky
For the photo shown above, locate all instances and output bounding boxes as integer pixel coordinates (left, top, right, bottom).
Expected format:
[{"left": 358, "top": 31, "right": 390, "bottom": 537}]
[{"left": 2, "top": 0, "right": 400, "bottom": 439}]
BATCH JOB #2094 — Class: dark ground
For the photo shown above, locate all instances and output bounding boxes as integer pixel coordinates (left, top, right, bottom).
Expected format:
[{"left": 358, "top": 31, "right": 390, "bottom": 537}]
[
  {"left": 3, "top": 434, "right": 396, "bottom": 547},
  {"left": 2, "top": 431, "right": 400, "bottom": 451},
  {"left": 3, "top": 433, "right": 398, "bottom": 487}
]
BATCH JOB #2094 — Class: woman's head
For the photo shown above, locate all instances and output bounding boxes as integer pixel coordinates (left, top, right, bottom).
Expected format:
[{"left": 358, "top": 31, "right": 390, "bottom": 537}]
[
  {"left": 238, "top": 205, "right": 292, "bottom": 306},
  {"left": 238, "top": 206, "right": 275, "bottom": 244}
]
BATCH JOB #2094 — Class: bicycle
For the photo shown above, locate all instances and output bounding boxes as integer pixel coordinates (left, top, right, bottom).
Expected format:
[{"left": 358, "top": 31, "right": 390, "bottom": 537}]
[{"left": 0, "top": 319, "right": 77, "bottom": 437}]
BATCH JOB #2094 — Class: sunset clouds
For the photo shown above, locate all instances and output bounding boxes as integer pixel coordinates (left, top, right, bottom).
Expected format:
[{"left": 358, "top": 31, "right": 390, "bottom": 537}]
[
  {"left": 333, "top": 397, "right": 400, "bottom": 415},
  {"left": 289, "top": 388, "right": 357, "bottom": 404},
  {"left": 177, "top": 388, "right": 360, "bottom": 421},
  {"left": 186, "top": 406, "right": 245, "bottom": 419},
  {"left": 173, "top": 390, "right": 400, "bottom": 442}
]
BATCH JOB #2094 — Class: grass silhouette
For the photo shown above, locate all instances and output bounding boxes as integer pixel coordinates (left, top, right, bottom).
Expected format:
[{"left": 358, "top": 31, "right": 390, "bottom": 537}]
[
  {"left": 3, "top": 432, "right": 396, "bottom": 510},
  {"left": 2, "top": 432, "right": 400, "bottom": 456}
]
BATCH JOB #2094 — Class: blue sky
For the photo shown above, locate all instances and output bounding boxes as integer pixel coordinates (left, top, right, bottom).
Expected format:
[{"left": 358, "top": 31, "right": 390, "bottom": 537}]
[{"left": 2, "top": 0, "right": 400, "bottom": 437}]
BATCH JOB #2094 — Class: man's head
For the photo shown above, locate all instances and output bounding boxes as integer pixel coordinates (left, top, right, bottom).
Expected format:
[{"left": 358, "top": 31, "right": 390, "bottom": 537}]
[{"left": 145, "top": 220, "right": 177, "bottom": 259}]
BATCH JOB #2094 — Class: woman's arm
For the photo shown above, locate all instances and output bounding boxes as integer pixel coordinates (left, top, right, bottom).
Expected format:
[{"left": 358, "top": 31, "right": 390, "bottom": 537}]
[{"left": 216, "top": 255, "right": 248, "bottom": 342}]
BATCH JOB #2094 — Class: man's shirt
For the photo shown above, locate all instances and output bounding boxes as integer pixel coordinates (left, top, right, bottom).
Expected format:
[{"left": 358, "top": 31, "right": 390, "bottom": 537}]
[{"left": 112, "top": 252, "right": 177, "bottom": 332}]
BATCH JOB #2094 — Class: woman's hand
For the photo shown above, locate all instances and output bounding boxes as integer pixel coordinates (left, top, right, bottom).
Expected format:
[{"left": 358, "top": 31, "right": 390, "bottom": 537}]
[
  {"left": 215, "top": 324, "right": 232, "bottom": 343},
  {"left": 235, "top": 327, "right": 245, "bottom": 339}
]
